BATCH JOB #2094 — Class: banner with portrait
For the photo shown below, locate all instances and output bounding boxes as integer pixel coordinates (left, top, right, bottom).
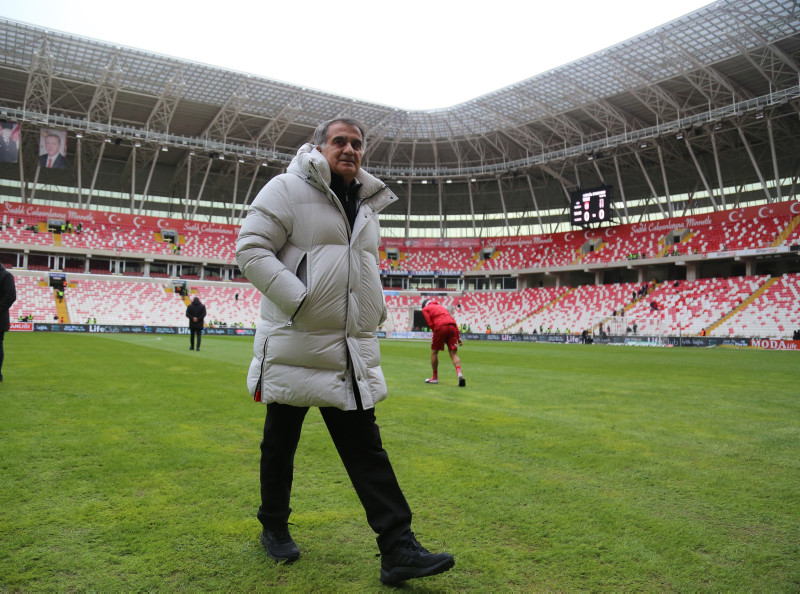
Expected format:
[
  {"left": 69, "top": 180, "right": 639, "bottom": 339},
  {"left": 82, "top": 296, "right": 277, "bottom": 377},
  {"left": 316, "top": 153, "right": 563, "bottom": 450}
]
[
  {"left": 0, "top": 121, "right": 20, "bottom": 163},
  {"left": 38, "top": 128, "right": 68, "bottom": 169}
]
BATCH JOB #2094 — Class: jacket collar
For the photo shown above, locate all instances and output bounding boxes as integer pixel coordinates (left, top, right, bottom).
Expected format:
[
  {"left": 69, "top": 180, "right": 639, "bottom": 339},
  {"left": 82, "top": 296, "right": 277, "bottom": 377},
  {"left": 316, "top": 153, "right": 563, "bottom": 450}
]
[{"left": 288, "top": 143, "right": 398, "bottom": 213}]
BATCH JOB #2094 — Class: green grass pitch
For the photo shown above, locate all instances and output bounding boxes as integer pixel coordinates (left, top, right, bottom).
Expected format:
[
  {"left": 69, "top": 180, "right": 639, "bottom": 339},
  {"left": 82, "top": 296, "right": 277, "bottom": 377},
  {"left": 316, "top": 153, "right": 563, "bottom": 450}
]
[{"left": 1, "top": 332, "right": 798, "bottom": 591}]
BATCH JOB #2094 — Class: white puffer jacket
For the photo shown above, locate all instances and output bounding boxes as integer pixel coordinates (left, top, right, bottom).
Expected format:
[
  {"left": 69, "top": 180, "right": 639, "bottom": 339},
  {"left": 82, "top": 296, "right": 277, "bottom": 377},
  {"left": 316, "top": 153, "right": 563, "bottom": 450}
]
[{"left": 236, "top": 144, "right": 397, "bottom": 410}]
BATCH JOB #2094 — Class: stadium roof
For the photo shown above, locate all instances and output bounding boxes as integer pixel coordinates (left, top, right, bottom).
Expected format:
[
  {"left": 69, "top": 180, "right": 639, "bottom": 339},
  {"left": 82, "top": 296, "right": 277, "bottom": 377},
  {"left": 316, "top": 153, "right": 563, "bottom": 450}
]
[{"left": 0, "top": 0, "right": 799, "bottom": 238}]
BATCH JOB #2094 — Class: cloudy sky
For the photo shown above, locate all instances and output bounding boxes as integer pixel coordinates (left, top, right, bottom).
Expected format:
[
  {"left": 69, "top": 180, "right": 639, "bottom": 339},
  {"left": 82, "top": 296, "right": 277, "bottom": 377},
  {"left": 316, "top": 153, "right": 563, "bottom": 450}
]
[{"left": 4, "top": 0, "right": 714, "bottom": 110}]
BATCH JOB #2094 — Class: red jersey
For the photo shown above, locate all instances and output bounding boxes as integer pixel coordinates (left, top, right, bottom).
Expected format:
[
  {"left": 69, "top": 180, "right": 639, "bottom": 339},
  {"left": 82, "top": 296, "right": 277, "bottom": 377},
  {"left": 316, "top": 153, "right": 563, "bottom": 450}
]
[{"left": 422, "top": 300, "right": 458, "bottom": 331}]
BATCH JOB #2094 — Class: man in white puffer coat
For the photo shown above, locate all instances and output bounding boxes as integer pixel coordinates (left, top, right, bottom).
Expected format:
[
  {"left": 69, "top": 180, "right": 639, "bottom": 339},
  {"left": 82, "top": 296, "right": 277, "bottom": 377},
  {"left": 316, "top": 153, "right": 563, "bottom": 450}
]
[{"left": 236, "top": 118, "right": 454, "bottom": 585}]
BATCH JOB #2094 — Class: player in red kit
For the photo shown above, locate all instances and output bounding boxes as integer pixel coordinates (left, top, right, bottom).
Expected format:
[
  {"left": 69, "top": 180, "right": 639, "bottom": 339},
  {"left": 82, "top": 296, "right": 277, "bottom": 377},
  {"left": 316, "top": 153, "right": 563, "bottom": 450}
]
[{"left": 421, "top": 299, "right": 466, "bottom": 387}]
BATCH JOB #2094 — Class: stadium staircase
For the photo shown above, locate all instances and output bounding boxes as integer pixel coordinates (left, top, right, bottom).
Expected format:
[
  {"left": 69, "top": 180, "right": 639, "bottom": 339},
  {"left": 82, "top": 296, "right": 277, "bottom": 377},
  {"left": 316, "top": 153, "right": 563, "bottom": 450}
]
[
  {"left": 473, "top": 251, "right": 495, "bottom": 271},
  {"left": 54, "top": 289, "right": 70, "bottom": 323},
  {"left": 593, "top": 282, "right": 659, "bottom": 332},
  {"left": 575, "top": 239, "right": 610, "bottom": 265},
  {"left": 705, "top": 276, "right": 778, "bottom": 334},
  {"left": 771, "top": 215, "right": 800, "bottom": 247}
]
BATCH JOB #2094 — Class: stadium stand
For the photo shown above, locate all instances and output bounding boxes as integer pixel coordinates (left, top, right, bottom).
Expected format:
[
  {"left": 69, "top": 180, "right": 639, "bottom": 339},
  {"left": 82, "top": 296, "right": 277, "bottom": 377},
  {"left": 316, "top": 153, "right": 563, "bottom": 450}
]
[
  {"left": 6, "top": 266, "right": 800, "bottom": 338},
  {"left": 191, "top": 285, "right": 260, "bottom": 327},
  {"left": 4, "top": 200, "right": 800, "bottom": 338},
  {"left": 8, "top": 274, "right": 61, "bottom": 323},
  {"left": 622, "top": 275, "right": 770, "bottom": 336},
  {"left": 3, "top": 203, "right": 798, "bottom": 272},
  {"left": 512, "top": 282, "right": 641, "bottom": 335},
  {"left": 66, "top": 279, "right": 188, "bottom": 326},
  {"left": 712, "top": 273, "right": 800, "bottom": 338}
]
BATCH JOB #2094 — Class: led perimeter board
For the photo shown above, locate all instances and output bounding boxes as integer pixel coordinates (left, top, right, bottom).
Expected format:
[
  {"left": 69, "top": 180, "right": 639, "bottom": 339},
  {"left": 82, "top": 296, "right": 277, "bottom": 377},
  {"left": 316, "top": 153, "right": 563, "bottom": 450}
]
[{"left": 570, "top": 185, "right": 612, "bottom": 226}]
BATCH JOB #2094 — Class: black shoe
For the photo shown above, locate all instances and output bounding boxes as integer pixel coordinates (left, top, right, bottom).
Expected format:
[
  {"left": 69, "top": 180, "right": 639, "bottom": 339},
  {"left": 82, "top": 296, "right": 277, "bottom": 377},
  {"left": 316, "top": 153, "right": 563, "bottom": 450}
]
[
  {"left": 458, "top": 375, "right": 466, "bottom": 387},
  {"left": 261, "top": 527, "right": 300, "bottom": 562},
  {"left": 189, "top": 346, "right": 194, "bottom": 350},
  {"left": 380, "top": 534, "right": 454, "bottom": 584}
]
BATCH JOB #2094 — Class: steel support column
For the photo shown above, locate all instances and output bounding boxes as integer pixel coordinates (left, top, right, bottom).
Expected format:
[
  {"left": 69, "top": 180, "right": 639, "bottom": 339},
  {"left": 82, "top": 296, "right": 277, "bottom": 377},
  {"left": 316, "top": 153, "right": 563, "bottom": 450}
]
[
  {"left": 710, "top": 132, "right": 727, "bottom": 208},
  {"left": 467, "top": 180, "right": 478, "bottom": 237},
  {"left": 613, "top": 155, "right": 630, "bottom": 224},
  {"left": 737, "top": 125, "right": 773, "bottom": 203},
  {"left": 683, "top": 137, "right": 719, "bottom": 211},
  {"left": 525, "top": 175, "right": 544, "bottom": 234},
  {"left": 767, "top": 119, "right": 782, "bottom": 200}
]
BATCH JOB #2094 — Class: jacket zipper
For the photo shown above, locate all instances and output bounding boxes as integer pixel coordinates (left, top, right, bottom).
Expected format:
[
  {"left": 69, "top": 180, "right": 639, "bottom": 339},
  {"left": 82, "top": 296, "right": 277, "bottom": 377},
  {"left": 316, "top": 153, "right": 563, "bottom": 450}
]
[
  {"left": 287, "top": 294, "right": 307, "bottom": 327},
  {"left": 254, "top": 337, "right": 268, "bottom": 402}
]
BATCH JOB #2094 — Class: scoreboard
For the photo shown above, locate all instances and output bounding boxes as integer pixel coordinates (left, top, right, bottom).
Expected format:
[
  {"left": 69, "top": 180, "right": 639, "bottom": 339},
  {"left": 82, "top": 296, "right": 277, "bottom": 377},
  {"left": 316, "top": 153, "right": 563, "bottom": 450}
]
[{"left": 570, "top": 185, "right": 613, "bottom": 226}]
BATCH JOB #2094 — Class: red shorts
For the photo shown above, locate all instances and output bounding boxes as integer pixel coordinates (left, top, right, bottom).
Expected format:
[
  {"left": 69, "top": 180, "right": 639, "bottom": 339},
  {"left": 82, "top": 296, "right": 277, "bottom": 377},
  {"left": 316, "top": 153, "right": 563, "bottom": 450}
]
[{"left": 431, "top": 324, "right": 460, "bottom": 351}]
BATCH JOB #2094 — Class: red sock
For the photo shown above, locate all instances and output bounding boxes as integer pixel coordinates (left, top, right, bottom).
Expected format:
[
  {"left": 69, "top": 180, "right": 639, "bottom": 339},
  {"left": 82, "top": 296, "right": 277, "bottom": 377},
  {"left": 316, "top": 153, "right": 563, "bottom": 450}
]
[{"left": 456, "top": 366, "right": 462, "bottom": 376}]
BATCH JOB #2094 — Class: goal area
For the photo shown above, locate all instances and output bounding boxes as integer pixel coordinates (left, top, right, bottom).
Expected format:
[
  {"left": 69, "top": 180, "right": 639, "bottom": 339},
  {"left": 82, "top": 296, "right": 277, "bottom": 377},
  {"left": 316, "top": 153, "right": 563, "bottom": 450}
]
[{"left": 594, "top": 316, "right": 666, "bottom": 339}]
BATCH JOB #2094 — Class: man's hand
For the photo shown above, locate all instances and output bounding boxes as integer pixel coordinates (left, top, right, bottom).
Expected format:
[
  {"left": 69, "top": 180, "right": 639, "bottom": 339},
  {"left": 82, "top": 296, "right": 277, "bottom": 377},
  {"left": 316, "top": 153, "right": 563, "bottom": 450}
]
[{"left": 457, "top": 338, "right": 463, "bottom": 347}]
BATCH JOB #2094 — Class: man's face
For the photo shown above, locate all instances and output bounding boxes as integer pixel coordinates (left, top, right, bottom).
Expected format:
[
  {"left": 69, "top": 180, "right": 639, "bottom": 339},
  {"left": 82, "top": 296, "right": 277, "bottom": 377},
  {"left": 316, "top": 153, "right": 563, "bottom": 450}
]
[
  {"left": 45, "top": 135, "right": 61, "bottom": 156},
  {"left": 318, "top": 122, "right": 363, "bottom": 184}
]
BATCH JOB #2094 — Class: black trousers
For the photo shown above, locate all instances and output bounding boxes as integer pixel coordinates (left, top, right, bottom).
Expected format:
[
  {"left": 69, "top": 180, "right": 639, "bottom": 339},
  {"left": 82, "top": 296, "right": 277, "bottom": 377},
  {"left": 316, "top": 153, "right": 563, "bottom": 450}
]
[
  {"left": 0, "top": 330, "right": 5, "bottom": 378},
  {"left": 189, "top": 328, "right": 202, "bottom": 349},
  {"left": 257, "top": 399, "right": 413, "bottom": 554}
]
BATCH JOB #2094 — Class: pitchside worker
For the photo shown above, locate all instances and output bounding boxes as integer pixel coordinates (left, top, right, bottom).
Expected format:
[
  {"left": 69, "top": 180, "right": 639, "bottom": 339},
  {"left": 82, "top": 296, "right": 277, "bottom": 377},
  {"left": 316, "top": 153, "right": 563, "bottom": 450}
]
[
  {"left": 185, "top": 296, "right": 206, "bottom": 351},
  {"left": 421, "top": 298, "right": 466, "bottom": 386},
  {"left": 236, "top": 118, "right": 454, "bottom": 585},
  {"left": 0, "top": 262, "right": 17, "bottom": 382}
]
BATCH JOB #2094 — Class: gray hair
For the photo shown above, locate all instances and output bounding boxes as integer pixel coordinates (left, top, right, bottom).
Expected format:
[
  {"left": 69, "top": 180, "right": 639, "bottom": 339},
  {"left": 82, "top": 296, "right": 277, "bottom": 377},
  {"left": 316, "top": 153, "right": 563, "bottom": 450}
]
[{"left": 312, "top": 118, "right": 366, "bottom": 150}]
